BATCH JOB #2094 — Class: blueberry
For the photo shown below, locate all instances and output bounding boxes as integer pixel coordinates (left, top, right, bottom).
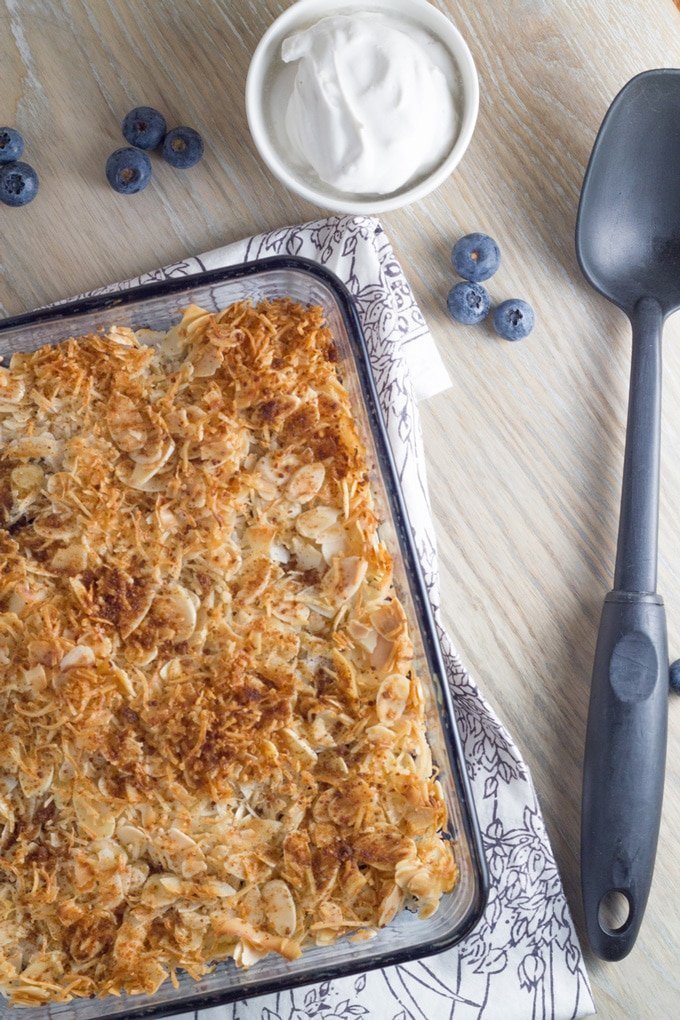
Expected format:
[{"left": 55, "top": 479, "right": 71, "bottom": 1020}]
[
  {"left": 0, "top": 127, "right": 24, "bottom": 164},
  {"left": 122, "top": 106, "right": 167, "bottom": 150},
  {"left": 0, "top": 161, "right": 39, "bottom": 207},
  {"left": 670, "top": 660, "right": 680, "bottom": 694},
  {"left": 493, "top": 299, "right": 535, "bottom": 341},
  {"left": 162, "top": 126, "right": 204, "bottom": 168},
  {"left": 447, "top": 281, "right": 490, "bottom": 325},
  {"left": 452, "top": 232, "right": 501, "bottom": 282},
  {"left": 105, "top": 147, "right": 152, "bottom": 194}
]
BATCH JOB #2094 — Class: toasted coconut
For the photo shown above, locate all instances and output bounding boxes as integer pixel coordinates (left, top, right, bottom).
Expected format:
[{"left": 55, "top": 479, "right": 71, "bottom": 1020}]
[
  {"left": 106, "top": 325, "right": 138, "bottom": 347},
  {"left": 107, "top": 393, "right": 148, "bottom": 453},
  {"left": 191, "top": 345, "right": 223, "bottom": 378},
  {"left": 72, "top": 790, "right": 115, "bottom": 839},
  {"left": 0, "top": 299, "right": 455, "bottom": 1007}
]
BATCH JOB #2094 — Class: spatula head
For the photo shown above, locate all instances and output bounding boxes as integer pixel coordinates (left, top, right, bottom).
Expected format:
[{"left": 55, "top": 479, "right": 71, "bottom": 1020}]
[{"left": 576, "top": 69, "right": 680, "bottom": 317}]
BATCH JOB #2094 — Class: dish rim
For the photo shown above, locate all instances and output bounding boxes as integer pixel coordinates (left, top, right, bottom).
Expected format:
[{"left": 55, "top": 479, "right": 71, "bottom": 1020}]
[{"left": 0, "top": 255, "right": 488, "bottom": 1019}]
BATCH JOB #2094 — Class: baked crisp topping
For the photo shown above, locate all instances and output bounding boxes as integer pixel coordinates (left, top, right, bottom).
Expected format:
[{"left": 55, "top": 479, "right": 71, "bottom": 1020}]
[{"left": 0, "top": 300, "right": 457, "bottom": 1006}]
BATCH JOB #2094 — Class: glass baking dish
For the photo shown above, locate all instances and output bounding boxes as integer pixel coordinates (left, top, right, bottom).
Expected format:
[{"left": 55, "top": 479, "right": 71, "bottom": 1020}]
[{"left": 0, "top": 257, "right": 488, "bottom": 1020}]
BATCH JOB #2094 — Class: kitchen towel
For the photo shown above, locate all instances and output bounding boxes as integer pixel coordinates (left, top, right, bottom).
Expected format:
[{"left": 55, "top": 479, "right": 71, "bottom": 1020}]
[{"left": 71, "top": 214, "right": 595, "bottom": 1020}]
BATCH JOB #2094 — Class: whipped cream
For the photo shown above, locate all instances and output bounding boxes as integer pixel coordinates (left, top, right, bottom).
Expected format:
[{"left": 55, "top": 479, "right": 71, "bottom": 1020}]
[{"left": 281, "top": 12, "right": 458, "bottom": 196}]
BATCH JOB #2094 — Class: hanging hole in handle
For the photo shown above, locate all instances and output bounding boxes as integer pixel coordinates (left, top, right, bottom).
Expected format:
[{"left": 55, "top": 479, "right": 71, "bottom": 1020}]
[{"left": 598, "top": 889, "right": 633, "bottom": 934}]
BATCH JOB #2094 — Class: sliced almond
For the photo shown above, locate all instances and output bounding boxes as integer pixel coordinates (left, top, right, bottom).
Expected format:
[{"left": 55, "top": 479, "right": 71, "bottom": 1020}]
[
  {"left": 18, "top": 764, "right": 53, "bottom": 798},
  {"left": 371, "top": 634, "right": 396, "bottom": 673},
  {"left": 165, "top": 827, "right": 198, "bottom": 851},
  {"left": 347, "top": 619, "right": 378, "bottom": 654},
  {"left": 282, "top": 727, "right": 317, "bottom": 764},
  {"left": 201, "top": 879, "right": 237, "bottom": 898},
  {"left": 116, "top": 439, "right": 174, "bottom": 489},
  {"left": 0, "top": 369, "right": 25, "bottom": 403},
  {"left": 60, "top": 645, "right": 95, "bottom": 671},
  {"left": 285, "top": 463, "right": 325, "bottom": 504},
  {"left": 377, "top": 883, "right": 404, "bottom": 927},
  {"left": 128, "top": 427, "right": 170, "bottom": 465},
  {"left": 321, "top": 556, "right": 367, "bottom": 605},
  {"left": 233, "top": 940, "right": 268, "bottom": 968},
  {"left": 321, "top": 523, "right": 348, "bottom": 562},
  {"left": 296, "top": 505, "right": 339, "bottom": 540},
  {"left": 291, "top": 536, "right": 323, "bottom": 571},
  {"left": 376, "top": 673, "right": 410, "bottom": 724},
  {"left": 140, "top": 874, "right": 179, "bottom": 907},
  {"left": 6, "top": 433, "right": 58, "bottom": 462},
  {"left": 152, "top": 583, "right": 199, "bottom": 642},
  {"left": 33, "top": 512, "right": 79, "bottom": 541},
  {"left": 117, "top": 823, "right": 147, "bottom": 854},
  {"left": 261, "top": 879, "right": 297, "bottom": 937}
]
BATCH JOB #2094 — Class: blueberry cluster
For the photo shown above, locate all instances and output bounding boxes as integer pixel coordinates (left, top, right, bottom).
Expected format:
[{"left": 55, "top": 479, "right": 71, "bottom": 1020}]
[
  {"left": 106, "top": 106, "right": 203, "bottom": 195},
  {"left": 447, "top": 233, "right": 535, "bottom": 341},
  {"left": 0, "top": 128, "right": 39, "bottom": 208}
]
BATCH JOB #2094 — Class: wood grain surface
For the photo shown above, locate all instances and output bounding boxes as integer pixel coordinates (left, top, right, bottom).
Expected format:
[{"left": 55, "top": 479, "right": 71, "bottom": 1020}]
[{"left": 1, "top": 1, "right": 679, "bottom": 1017}]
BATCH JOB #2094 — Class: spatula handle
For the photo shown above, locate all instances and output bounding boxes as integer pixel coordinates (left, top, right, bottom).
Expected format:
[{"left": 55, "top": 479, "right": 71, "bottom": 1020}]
[
  {"left": 581, "top": 591, "right": 668, "bottom": 960},
  {"left": 582, "top": 296, "right": 667, "bottom": 960},
  {"left": 613, "top": 297, "right": 664, "bottom": 593}
]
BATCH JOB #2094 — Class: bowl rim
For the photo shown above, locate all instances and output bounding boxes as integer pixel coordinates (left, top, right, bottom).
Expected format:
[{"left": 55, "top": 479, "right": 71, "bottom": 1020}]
[{"left": 245, "top": 0, "right": 479, "bottom": 213}]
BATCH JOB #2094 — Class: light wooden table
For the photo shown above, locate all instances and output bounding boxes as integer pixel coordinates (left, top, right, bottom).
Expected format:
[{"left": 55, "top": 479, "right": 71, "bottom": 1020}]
[{"left": 2, "top": 1, "right": 679, "bottom": 1016}]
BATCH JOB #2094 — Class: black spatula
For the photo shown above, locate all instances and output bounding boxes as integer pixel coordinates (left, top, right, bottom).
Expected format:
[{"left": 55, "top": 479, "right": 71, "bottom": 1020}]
[{"left": 576, "top": 69, "right": 680, "bottom": 961}]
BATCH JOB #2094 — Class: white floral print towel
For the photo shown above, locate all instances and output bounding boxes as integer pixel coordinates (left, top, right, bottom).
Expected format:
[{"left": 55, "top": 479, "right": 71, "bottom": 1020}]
[{"left": 69, "top": 214, "right": 595, "bottom": 1020}]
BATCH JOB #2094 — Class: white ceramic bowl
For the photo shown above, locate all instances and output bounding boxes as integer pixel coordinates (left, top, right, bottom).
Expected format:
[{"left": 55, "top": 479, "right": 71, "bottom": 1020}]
[{"left": 246, "top": 0, "right": 479, "bottom": 214}]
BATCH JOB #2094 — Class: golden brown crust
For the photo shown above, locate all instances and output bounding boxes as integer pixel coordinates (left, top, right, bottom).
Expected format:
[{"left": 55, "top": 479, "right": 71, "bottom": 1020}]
[{"left": 0, "top": 300, "right": 457, "bottom": 1006}]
